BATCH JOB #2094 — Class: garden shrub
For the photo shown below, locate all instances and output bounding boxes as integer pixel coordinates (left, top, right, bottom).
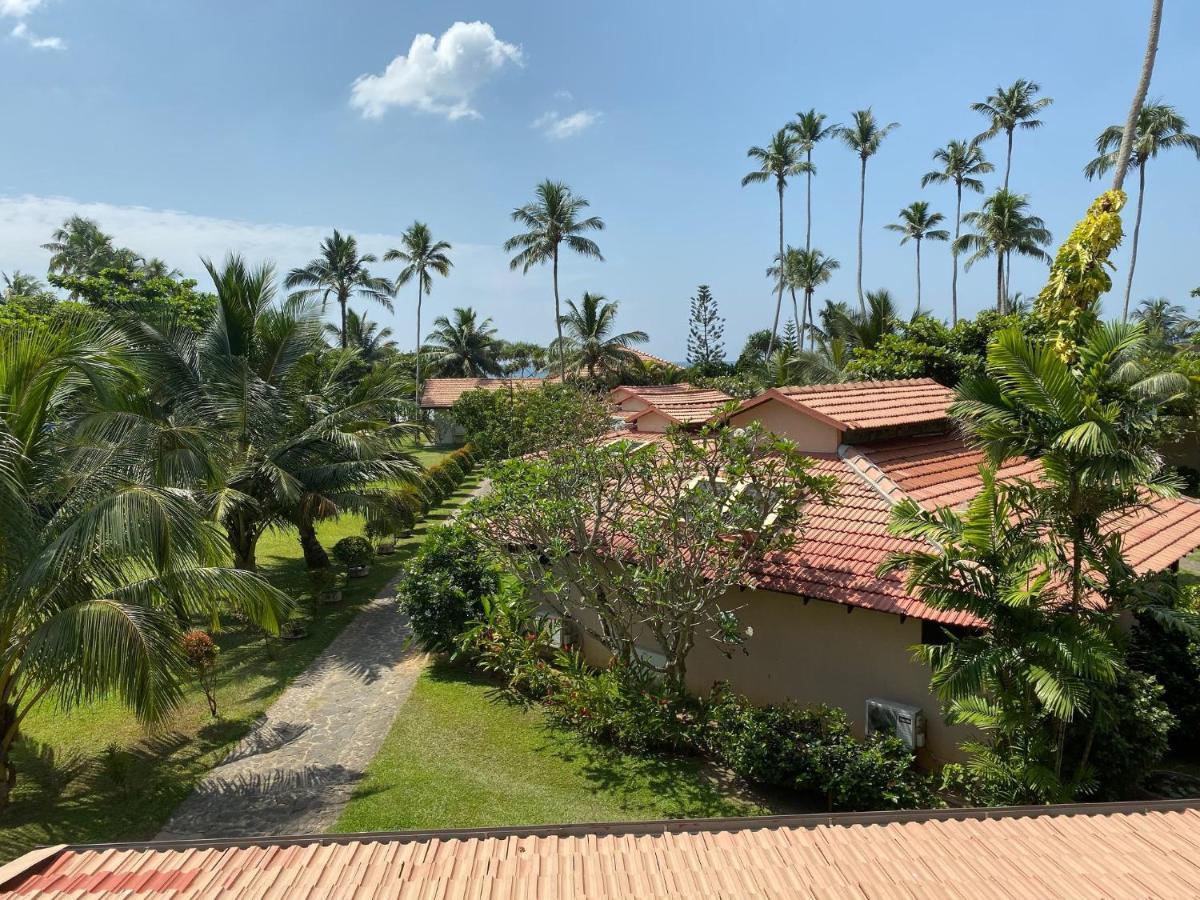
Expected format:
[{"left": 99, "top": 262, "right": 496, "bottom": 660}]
[
  {"left": 454, "top": 586, "right": 560, "bottom": 697},
  {"left": 332, "top": 536, "right": 374, "bottom": 569},
  {"left": 180, "top": 630, "right": 219, "bottom": 718},
  {"left": 1130, "top": 610, "right": 1200, "bottom": 753},
  {"left": 396, "top": 524, "right": 501, "bottom": 653}
]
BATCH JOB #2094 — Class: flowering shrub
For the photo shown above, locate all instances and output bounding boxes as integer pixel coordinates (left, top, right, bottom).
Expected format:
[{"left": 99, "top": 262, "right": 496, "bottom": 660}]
[
  {"left": 453, "top": 587, "right": 560, "bottom": 698},
  {"left": 181, "top": 629, "right": 220, "bottom": 717}
]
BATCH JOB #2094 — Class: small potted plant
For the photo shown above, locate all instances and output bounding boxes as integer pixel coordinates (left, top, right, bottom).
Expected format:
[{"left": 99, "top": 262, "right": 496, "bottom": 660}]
[
  {"left": 280, "top": 612, "right": 310, "bottom": 640},
  {"left": 333, "top": 535, "right": 375, "bottom": 578},
  {"left": 365, "top": 517, "right": 396, "bottom": 555},
  {"left": 310, "top": 566, "right": 343, "bottom": 604}
]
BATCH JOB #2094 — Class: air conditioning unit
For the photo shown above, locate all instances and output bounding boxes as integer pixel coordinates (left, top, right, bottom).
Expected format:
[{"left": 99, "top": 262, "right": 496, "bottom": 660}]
[{"left": 865, "top": 698, "right": 926, "bottom": 750}]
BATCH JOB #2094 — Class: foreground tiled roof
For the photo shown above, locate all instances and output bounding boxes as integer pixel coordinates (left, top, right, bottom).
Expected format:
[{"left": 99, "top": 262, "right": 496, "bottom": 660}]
[
  {"left": 769, "top": 378, "right": 956, "bottom": 431},
  {"left": 857, "top": 434, "right": 1200, "bottom": 573},
  {"left": 418, "top": 377, "right": 545, "bottom": 409},
  {"left": 6, "top": 801, "right": 1199, "bottom": 898},
  {"left": 630, "top": 388, "right": 734, "bottom": 426}
]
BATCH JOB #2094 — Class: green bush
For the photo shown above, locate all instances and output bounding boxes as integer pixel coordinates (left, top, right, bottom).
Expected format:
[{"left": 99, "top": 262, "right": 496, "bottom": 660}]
[
  {"left": 1130, "top": 610, "right": 1200, "bottom": 752},
  {"left": 396, "top": 524, "right": 501, "bottom": 653},
  {"left": 332, "top": 535, "right": 374, "bottom": 569},
  {"left": 454, "top": 586, "right": 560, "bottom": 697}
]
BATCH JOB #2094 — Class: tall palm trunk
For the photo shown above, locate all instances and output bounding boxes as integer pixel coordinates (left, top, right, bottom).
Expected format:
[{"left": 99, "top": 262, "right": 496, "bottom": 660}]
[
  {"left": 1111, "top": 0, "right": 1163, "bottom": 193},
  {"left": 856, "top": 157, "right": 866, "bottom": 312},
  {"left": 799, "top": 286, "right": 809, "bottom": 352},
  {"left": 0, "top": 702, "right": 18, "bottom": 809},
  {"left": 297, "top": 511, "right": 330, "bottom": 570},
  {"left": 414, "top": 281, "right": 423, "bottom": 410},
  {"left": 1004, "top": 129, "right": 1014, "bottom": 189},
  {"left": 553, "top": 246, "right": 565, "bottom": 380},
  {"left": 951, "top": 182, "right": 962, "bottom": 324},
  {"left": 805, "top": 149, "right": 814, "bottom": 252},
  {"left": 1123, "top": 162, "right": 1147, "bottom": 322},
  {"left": 914, "top": 237, "right": 922, "bottom": 315},
  {"left": 790, "top": 287, "right": 802, "bottom": 351},
  {"left": 766, "top": 180, "right": 785, "bottom": 358},
  {"left": 338, "top": 287, "right": 349, "bottom": 348},
  {"left": 805, "top": 290, "right": 816, "bottom": 351},
  {"left": 228, "top": 515, "right": 259, "bottom": 572},
  {"left": 996, "top": 253, "right": 1005, "bottom": 313}
]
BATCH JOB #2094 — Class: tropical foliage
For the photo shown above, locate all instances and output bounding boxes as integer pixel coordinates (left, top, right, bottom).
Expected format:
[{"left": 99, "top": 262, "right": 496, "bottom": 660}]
[
  {"left": 285, "top": 230, "right": 391, "bottom": 349},
  {"left": 554, "top": 292, "right": 648, "bottom": 380}
]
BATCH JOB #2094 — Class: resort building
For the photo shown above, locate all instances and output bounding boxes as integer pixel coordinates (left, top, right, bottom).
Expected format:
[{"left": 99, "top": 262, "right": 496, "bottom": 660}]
[
  {"left": 4, "top": 800, "right": 1197, "bottom": 897},
  {"left": 573, "top": 379, "right": 1200, "bottom": 763},
  {"left": 608, "top": 383, "right": 734, "bottom": 431}
]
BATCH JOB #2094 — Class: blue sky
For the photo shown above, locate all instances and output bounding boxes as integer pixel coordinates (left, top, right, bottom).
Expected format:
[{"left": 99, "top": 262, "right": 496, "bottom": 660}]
[{"left": 2, "top": 1, "right": 1198, "bottom": 360}]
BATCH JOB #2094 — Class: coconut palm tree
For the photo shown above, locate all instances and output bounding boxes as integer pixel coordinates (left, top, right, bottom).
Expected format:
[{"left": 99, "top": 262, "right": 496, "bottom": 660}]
[
  {"left": 1084, "top": 104, "right": 1200, "bottom": 319},
  {"left": 788, "top": 109, "right": 838, "bottom": 251},
  {"left": 41, "top": 216, "right": 124, "bottom": 293},
  {"left": 1110, "top": 0, "right": 1164, "bottom": 194},
  {"left": 330, "top": 308, "right": 398, "bottom": 363},
  {"left": 554, "top": 292, "right": 648, "bottom": 380},
  {"left": 835, "top": 110, "right": 900, "bottom": 312},
  {"left": 1, "top": 271, "right": 51, "bottom": 303},
  {"left": 0, "top": 316, "right": 290, "bottom": 804},
  {"left": 972, "top": 79, "right": 1053, "bottom": 189},
  {"left": 885, "top": 202, "right": 949, "bottom": 315},
  {"left": 742, "top": 129, "right": 813, "bottom": 356},
  {"left": 956, "top": 190, "right": 1052, "bottom": 312},
  {"left": 425, "top": 307, "right": 502, "bottom": 377},
  {"left": 505, "top": 181, "right": 605, "bottom": 380},
  {"left": 769, "top": 248, "right": 839, "bottom": 351},
  {"left": 285, "top": 230, "right": 392, "bottom": 349},
  {"left": 821, "top": 290, "right": 899, "bottom": 351},
  {"left": 921, "top": 140, "right": 994, "bottom": 323},
  {"left": 384, "top": 222, "right": 453, "bottom": 408},
  {"left": 791, "top": 335, "right": 853, "bottom": 384}
]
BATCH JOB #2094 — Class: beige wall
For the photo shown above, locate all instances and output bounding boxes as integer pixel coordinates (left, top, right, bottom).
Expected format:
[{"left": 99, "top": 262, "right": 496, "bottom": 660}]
[
  {"left": 615, "top": 395, "right": 650, "bottom": 412},
  {"left": 572, "top": 587, "right": 968, "bottom": 765},
  {"left": 730, "top": 401, "right": 841, "bottom": 454},
  {"left": 633, "top": 411, "right": 673, "bottom": 433}
]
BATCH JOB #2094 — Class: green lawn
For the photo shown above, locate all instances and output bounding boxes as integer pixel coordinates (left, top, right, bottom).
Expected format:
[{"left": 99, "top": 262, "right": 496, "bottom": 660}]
[
  {"left": 0, "top": 447, "right": 469, "bottom": 863},
  {"left": 334, "top": 663, "right": 770, "bottom": 834}
]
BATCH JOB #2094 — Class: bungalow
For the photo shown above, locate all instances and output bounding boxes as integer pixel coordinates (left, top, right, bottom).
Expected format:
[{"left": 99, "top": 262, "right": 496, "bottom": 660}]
[
  {"left": 418, "top": 377, "right": 545, "bottom": 443},
  {"left": 572, "top": 379, "right": 1200, "bottom": 764},
  {"left": 607, "top": 383, "right": 734, "bottom": 431},
  {"left": 4, "top": 800, "right": 1198, "bottom": 897}
]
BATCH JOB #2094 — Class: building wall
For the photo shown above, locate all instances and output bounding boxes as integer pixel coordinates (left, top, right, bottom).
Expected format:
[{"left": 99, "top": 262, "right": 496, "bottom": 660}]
[
  {"left": 633, "top": 411, "right": 673, "bottom": 433},
  {"left": 570, "top": 587, "right": 968, "bottom": 765},
  {"left": 615, "top": 396, "right": 651, "bottom": 412},
  {"left": 730, "top": 401, "right": 841, "bottom": 454}
]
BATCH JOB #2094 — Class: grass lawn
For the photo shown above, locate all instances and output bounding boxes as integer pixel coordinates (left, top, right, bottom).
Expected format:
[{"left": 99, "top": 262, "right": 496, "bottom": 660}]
[
  {"left": 0, "top": 447, "right": 471, "bottom": 863},
  {"left": 334, "top": 663, "right": 771, "bottom": 834}
]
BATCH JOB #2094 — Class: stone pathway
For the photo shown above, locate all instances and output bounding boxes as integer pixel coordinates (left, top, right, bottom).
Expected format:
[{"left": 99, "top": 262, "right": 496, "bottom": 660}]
[{"left": 159, "top": 578, "right": 425, "bottom": 840}]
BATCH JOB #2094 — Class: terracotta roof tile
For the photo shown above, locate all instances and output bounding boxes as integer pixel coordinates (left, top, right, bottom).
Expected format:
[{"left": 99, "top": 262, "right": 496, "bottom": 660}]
[
  {"left": 628, "top": 388, "right": 734, "bottom": 426},
  {"left": 773, "top": 378, "right": 956, "bottom": 431},
  {"left": 418, "top": 378, "right": 544, "bottom": 409},
  {"left": 8, "top": 803, "right": 1200, "bottom": 899}
]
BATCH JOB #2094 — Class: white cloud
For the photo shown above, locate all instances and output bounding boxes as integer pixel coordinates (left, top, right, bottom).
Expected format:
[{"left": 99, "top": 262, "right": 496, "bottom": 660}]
[
  {"left": 552, "top": 89, "right": 573, "bottom": 102},
  {"left": 533, "top": 109, "right": 601, "bottom": 140},
  {"left": 349, "top": 21, "right": 522, "bottom": 121},
  {"left": 11, "top": 21, "right": 63, "bottom": 49},
  {"left": 0, "top": 0, "right": 45, "bottom": 16}
]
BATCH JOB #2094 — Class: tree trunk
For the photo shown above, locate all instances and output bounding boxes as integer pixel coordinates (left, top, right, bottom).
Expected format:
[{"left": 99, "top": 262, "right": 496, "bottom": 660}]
[
  {"left": 952, "top": 182, "right": 962, "bottom": 325},
  {"left": 553, "top": 247, "right": 565, "bottom": 380},
  {"left": 1004, "top": 128, "right": 1013, "bottom": 190},
  {"left": 805, "top": 149, "right": 813, "bottom": 252},
  {"left": 766, "top": 180, "right": 785, "bottom": 359},
  {"left": 856, "top": 156, "right": 866, "bottom": 313},
  {"left": 297, "top": 513, "right": 330, "bottom": 570},
  {"left": 790, "top": 287, "right": 802, "bottom": 351},
  {"left": 228, "top": 518, "right": 258, "bottom": 572},
  {"left": 1111, "top": 0, "right": 1163, "bottom": 192},
  {"left": 806, "top": 290, "right": 816, "bottom": 351},
  {"left": 914, "top": 237, "right": 922, "bottom": 315},
  {"left": 414, "top": 282, "right": 423, "bottom": 411},
  {"left": 799, "top": 286, "right": 809, "bottom": 353},
  {"left": 996, "top": 253, "right": 1005, "bottom": 313},
  {"left": 0, "top": 702, "right": 18, "bottom": 810},
  {"left": 1123, "top": 163, "right": 1147, "bottom": 321},
  {"left": 339, "top": 288, "right": 348, "bottom": 349}
]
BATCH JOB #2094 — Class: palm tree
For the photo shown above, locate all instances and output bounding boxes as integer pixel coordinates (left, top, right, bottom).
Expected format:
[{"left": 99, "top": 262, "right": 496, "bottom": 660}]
[
  {"left": 554, "top": 292, "right": 648, "bottom": 380},
  {"left": 835, "top": 110, "right": 900, "bottom": 312},
  {"left": 425, "top": 307, "right": 502, "bottom": 377},
  {"left": 791, "top": 335, "right": 853, "bottom": 384},
  {"left": 41, "top": 216, "right": 121, "bottom": 292},
  {"left": 331, "top": 308, "right": 398, "bottom": 363},
  {"left": 972, "top": 79, "right": 1053, "bottom": 189},
  {"left": 770, "top": 248, "right": 839, "bottom": 351},
  {"left": 505, "top": 181, "right": 605, "bottom": 380},
  {"left": 822, "top": 290, "right": 899, "bottom": 351},
  {"left": 788, "top": 109, "right": 838, "bottom": 251},
  {"left": 1133, "top": 297, "right": 1189, "bottom": 346},
  {"left": 885, "top": 202, "right": 949, "bottom": 314},
  {"left": 1110, "top": 0, "right": 1165, "bottom": 194},
  {"left": 1084, "top": 104, "right": 1200, "bottom": 319},
  {"left": 495, "top": 340, "right": 548, "bottom": 376},
  {"left": 0, "top": 316, "right": 289, "bottom": 804},
  {"left": 384, "top": 222, "right": 453, "bottom": 408},
  {"left": 956, "top": 190, "right": 1052, "bottom": 312},
  {"left": 741, "top": 129, "right": 813, "bottom": 356},
  {"left": 922, "top": 140, "right": 994, "bottom": 323},
  {"left": 1, "top": 271, "right": 49, "bottom": 302},
  {"left": 285, "top": 230, "right": 392, "bottom": 349}
]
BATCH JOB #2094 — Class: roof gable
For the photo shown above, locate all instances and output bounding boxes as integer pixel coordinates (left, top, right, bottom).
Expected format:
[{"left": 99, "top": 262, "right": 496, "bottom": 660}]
[{"left": 418, "top": 377, "right": 544, "bottom": 409}]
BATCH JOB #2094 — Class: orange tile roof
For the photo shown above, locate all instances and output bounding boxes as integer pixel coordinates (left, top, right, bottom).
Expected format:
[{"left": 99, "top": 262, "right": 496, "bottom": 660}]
[
  {"left": 609, "top": 383, "right": 696, "bottom": 402},
  {"left": 418, "top": 377, "right": 545, "bottom": 409},
  {"left": 629, "top": 388, "right": 734, "bottom": 426},
  {"left": 747, "top": 378, "right": 957, "bottom": 432},
  {"left": 6, "top": 802, "right": 1200, "bottom": 898},
  {"left": 856, "top": 434, "right": 1200, "bottom": 573}
]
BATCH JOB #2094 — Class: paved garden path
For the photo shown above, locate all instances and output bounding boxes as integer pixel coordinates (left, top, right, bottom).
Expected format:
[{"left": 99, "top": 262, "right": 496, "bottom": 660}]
[{"left": 158, "top": 576, "right": 425, "bottom": 840}]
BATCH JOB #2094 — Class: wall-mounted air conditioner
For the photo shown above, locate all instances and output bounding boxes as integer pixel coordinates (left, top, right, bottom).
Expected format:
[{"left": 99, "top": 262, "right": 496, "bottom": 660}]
[{"left": 865, "top": 698, "right": 926, "bottom": 750}]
